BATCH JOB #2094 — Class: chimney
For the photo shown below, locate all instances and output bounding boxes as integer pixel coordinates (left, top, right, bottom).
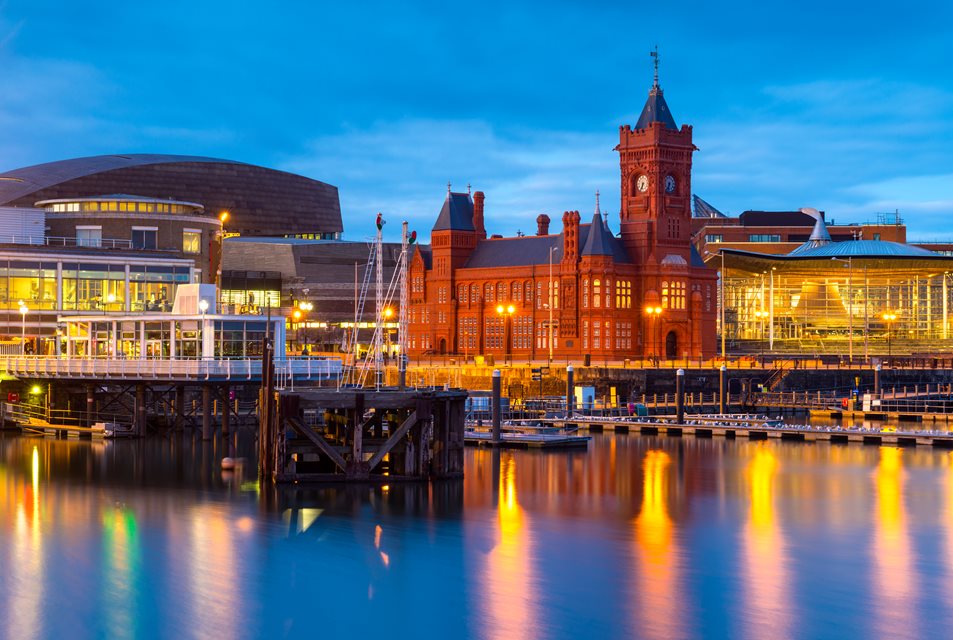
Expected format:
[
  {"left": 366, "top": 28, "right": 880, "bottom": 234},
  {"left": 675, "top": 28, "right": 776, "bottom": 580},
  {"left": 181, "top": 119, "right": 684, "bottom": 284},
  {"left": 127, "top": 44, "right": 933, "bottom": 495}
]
[
  {"left": 472, "top": 191, "right": 486, "bottom": 238},
  {"left": 562, "top": 210, "right": 580, "bottom": 263},
  {"left": 536, "top": 214, "right": 550, "bottom": 236}
]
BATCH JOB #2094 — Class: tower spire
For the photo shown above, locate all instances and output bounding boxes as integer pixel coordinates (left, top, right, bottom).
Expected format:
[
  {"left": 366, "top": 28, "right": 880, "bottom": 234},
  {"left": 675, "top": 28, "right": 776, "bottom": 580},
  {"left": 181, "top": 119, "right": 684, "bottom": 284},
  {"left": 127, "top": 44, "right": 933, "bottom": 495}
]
[{"left": 650, "top": 45, "right": 659, "bottom": 89}]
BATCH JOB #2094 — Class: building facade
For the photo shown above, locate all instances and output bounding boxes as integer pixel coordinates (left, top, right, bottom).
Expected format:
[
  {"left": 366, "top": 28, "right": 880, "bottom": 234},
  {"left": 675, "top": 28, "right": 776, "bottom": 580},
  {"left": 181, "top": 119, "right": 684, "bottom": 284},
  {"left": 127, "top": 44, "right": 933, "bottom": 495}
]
[{"left": 408, "top": 77, "right": 718, "bottom": 361}]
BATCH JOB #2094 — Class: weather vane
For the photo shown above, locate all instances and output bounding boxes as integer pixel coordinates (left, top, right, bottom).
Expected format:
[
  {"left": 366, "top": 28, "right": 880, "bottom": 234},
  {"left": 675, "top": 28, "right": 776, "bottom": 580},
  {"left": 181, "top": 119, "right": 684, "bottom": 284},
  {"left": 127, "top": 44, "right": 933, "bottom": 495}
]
[{"left": 650, "top": 45, "right": 659, "bottom": 87}]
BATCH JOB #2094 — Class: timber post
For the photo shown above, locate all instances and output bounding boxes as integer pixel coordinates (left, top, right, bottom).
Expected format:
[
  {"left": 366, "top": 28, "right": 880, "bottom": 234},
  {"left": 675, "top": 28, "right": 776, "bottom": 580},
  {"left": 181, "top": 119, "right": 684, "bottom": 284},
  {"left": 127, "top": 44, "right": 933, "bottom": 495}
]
[
  {"left": 491, "top": 369, "right": 502, "bottom": 445},
  {"left": 719, "top": 365, "right": 727, "bottom": 414}
]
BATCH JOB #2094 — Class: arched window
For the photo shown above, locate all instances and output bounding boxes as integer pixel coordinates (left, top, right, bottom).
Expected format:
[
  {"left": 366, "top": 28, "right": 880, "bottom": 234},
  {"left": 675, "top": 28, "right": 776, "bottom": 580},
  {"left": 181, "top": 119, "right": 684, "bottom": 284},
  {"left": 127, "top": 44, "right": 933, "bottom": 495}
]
[
  {"left": 497, "top": 282, "right": 506, "bottom": 301},
  {"left": 525, "top": 281, "right": 533, "bottom": 303},
  {"left": 512, "top": 282, "right": 521, "bottom": 301},
  {"left": 661, "top": 280, "right": 669, "bottom": 309},
  {"left": 583, "top": 279, "right": 589, "bottom": 308},
  {"left": 593, "top": 279, "right": 601, "bottom": 308},
  {"left": 458, "top": 284, "right": 467, "bottom": 302},
  {"left": 485, "top": 283, "right": 494, "bottom": 303},
  {"left": 605, "top": 280, "right": 612, "bottom": 308}
]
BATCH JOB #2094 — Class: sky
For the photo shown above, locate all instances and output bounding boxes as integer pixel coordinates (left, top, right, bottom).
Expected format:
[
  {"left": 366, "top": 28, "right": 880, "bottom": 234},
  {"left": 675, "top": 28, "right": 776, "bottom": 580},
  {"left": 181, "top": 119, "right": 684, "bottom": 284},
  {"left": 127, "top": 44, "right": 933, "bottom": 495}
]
[{"left": 0, "top": 0, "right": 951, "bottom": 242}]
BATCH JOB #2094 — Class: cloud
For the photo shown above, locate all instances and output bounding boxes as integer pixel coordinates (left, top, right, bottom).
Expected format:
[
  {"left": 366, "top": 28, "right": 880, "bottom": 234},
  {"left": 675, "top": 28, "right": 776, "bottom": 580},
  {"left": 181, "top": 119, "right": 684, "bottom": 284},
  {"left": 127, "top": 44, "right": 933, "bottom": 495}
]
[{"left": 283, "top": 119, "right": 620, "bottom": 241}]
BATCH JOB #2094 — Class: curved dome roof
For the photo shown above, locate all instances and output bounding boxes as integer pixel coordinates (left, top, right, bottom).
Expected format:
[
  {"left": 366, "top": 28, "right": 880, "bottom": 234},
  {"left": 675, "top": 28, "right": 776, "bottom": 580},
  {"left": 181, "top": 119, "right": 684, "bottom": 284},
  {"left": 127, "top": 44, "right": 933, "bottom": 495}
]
[
  {"left": 789, "top": 239, "right": 938, "bottom": 258},
  {"left": 0, "top": 154, "right": 342, "bottom": 237}
]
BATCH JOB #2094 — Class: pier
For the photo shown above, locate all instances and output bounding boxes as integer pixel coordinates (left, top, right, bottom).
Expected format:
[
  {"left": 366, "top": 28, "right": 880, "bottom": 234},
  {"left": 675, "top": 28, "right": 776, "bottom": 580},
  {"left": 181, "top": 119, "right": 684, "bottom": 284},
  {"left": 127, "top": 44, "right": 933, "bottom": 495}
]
[{"left": 262, "top": 388, "right": 467, "bottom": 483}]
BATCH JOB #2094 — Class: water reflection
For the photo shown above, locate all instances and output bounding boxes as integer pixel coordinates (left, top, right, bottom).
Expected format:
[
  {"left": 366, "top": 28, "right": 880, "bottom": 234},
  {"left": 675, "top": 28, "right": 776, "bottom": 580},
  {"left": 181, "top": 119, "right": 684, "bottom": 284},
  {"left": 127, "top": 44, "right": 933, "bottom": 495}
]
[
  {"left": 741, "top": 444, "right": 790, "bottom": 640},
  {"left": 3, "top": 445, "right": 44, "bottom": 639},
  {"left": 872, "top": 447, "right": 917, "bottom": 638},
  {"left": 482, "top": 451, "right": 537, "bottom": 640},
  {"left": 3, "top": 431, "right": 953, "bottom": 638},
  {"left": 632, "top": 450, "right": 684, "bottom": 639}
]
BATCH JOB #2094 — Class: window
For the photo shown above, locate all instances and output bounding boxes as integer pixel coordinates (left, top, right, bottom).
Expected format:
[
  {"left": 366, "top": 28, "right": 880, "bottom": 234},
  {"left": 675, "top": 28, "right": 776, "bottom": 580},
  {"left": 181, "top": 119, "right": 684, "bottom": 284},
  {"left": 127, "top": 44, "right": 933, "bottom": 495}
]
[
  {"left": 593, "top": 279, "right": 601, "bottom": 308},
  {"left": 616, "top": 280, "right": 631, "bottom": 309},
  {"left": 583, "top": 279, "right": 589, "bottom": 308},
  {"left": 132, "top": 227, "right": 158, "bottom": 250},
  {"left": 705, "top": 234, "right": 724, "bottom": 243},
  {"left": 182, "top": 229, "right": 201, "bottom": 254},
  {"left": 662, "top": 280, "right": 686, "bottom": 310},
  {"left": 749, "top": 234, "right": 781, "bottom": 243},
  {"left": 485, "top": 283, "right": 494, "bottom": 303},
  {"left": 873, "top": 233, "right": 881, "bottom": 241},
  {"left": 76, "top": 226, "right": 102, "bottom": 248},
  {"left": 512, "top": 282, "right": 521, "bottom": 301},
  {"left": 497, "top": 282, "right": 506, "bottom": 302}
]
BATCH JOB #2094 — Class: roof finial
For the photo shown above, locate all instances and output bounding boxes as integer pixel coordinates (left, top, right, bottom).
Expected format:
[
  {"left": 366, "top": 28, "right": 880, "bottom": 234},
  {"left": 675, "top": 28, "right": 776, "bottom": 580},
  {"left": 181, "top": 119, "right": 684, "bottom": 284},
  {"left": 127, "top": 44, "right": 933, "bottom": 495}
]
[
  {"left": 447, "top": 181, "right": 452, "bottom": 193},
  {"left": 650, "top": 45, "right": 660, "bottom": 89},
  {"left": 594, "top": 190, "right": 601, "bottom": 218},
  {"left": 467, "top": 183, "right": 471, "bottom": 195}
]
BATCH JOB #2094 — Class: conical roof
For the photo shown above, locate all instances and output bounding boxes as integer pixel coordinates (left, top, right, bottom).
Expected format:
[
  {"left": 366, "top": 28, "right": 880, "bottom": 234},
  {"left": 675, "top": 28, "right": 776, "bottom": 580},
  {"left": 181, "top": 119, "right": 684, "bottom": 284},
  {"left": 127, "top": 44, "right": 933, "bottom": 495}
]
[
  {"left": 635, "top": 86, "right": 678, "bottom": 130},
  {"left": 581, "top": 212, "right": 614, "bottom": 257}
]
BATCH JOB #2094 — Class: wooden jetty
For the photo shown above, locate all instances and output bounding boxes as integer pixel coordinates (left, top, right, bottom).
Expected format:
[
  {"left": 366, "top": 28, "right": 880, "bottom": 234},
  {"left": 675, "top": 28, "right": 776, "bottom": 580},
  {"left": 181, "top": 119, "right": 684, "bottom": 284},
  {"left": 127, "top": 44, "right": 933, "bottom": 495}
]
[
  {"left": 264, "top": 388, "right": 467, "bottom": 483},
  {"left": 542, "top": 416, "right": 953, "bottom": 448}
]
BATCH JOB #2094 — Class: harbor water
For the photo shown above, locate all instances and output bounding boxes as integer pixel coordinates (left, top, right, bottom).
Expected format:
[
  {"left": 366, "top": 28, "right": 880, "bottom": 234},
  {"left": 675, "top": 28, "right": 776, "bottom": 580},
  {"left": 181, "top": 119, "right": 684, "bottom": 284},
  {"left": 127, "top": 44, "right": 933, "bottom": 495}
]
[{"left": 2, "top": 429, "right": 952, "bottom": 639}]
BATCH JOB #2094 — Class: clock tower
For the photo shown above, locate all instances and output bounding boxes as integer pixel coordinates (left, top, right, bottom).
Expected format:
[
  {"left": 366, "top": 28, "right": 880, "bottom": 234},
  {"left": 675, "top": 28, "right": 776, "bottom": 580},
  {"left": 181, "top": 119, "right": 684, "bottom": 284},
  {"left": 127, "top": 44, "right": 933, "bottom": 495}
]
[{"left": 616, "top": 55, "right": 695, "bottom": 266}]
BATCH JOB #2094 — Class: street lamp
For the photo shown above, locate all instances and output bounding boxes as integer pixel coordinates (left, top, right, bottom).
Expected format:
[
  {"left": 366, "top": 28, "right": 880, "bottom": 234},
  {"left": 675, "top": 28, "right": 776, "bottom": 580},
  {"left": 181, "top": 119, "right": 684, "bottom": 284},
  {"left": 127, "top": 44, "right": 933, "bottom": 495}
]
[
  {"left": 883, "top": 311, "right": 897, "bottom": 360},
  {"left": 754, "top": 309, "right": 767, "bottom": 365},
  {"left": 18, "top": 300, "right": 28, "bottom": 355},
  {"left": 548, "top": 246, "right": 556, "bottom": 363},
  {"left": 496, "top": 304, "right": 516, "bottom": 365},
  {"left": 645, "top": 305, "right": 662, "bottom": 365}
]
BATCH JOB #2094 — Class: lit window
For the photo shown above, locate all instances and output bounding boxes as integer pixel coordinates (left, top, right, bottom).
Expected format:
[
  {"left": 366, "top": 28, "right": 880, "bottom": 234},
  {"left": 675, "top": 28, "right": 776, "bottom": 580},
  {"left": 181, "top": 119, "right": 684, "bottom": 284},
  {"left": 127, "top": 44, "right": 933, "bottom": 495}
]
[{"left": 182, "top": 230, "right": 201, "bottom": 254}]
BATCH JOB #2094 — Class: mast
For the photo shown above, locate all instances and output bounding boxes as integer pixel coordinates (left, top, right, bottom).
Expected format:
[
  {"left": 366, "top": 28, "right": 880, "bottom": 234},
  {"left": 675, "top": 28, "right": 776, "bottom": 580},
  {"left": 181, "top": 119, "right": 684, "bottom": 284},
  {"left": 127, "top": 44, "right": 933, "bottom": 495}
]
[
  {"left": 399, "top": 221, "right": 409, "bottom": 388},
  {"left": 375, "top": 213, "right": 384, "bottom": 389}
]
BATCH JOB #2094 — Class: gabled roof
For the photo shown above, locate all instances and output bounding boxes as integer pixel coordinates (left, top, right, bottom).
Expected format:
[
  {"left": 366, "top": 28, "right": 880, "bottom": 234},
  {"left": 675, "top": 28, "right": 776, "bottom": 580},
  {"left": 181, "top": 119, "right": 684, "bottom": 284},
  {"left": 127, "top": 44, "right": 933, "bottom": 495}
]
[
  {"left": 635, "top": 87, "right": 678, "bottom": 130},
  {"left": 432, "top": 192, "right": 475, "bottom": 232},
  {"left": 581, "top": 213, "right": 614, "bottom": 257}
]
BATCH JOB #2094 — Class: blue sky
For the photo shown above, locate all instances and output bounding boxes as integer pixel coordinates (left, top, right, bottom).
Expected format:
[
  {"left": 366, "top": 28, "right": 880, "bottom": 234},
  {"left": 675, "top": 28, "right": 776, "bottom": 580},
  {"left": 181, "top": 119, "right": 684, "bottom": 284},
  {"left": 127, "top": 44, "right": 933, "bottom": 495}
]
[{"left": 0, "top": 0, "right": 951, "bottom": 241}]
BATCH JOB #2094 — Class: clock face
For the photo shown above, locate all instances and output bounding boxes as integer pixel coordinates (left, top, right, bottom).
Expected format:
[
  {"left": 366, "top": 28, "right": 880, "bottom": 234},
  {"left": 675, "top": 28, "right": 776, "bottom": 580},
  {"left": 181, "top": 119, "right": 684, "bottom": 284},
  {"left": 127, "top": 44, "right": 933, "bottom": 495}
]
[
  {"left": 636, "top": 175, "right": 649, "bottom": 193},
  {"left": 665, "top": 175, "right": 676, "bottom": 193}
]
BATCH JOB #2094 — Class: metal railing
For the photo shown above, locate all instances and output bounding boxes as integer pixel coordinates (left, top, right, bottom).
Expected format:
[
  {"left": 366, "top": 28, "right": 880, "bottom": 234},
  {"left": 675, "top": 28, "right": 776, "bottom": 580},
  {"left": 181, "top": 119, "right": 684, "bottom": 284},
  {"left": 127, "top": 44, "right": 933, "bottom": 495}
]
[{"left": 0, "top": 355, "right": 343, "bottom": 382}]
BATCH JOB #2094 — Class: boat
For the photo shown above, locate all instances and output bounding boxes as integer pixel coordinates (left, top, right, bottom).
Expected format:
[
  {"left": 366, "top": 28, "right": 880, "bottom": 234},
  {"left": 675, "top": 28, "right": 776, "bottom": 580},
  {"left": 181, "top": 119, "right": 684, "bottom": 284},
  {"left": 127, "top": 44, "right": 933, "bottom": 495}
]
[{"left": 98, "top": 422, "right": 135, "bottom": 438}]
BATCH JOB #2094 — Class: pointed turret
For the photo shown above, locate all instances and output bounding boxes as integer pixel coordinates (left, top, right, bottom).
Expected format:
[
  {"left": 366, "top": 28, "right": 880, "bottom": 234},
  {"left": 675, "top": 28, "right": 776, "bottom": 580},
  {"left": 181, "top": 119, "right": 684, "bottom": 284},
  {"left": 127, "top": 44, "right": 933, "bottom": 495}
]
[
  {"left": 581, "top": 211, "right": 614, "bottom": 257},
  {"left": 432, "top": 190, "right": 475, "bottom": 232},
  {"left": 635, "top": 46, "right": 678, "bottom": 130}
]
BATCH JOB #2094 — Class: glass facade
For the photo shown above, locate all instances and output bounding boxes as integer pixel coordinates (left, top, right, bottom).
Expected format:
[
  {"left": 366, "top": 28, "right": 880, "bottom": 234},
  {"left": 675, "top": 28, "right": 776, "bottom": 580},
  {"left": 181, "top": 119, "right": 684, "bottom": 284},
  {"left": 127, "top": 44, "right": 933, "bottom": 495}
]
[{"left": 721, "top": 258, "right": 953, "bottom": 355}]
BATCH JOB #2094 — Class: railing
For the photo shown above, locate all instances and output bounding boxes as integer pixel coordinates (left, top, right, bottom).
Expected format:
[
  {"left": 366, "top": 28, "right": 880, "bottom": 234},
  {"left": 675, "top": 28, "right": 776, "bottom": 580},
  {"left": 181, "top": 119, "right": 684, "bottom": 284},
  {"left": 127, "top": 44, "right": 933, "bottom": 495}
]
[{"left": 0, "top": 355, "right": 343, "bottom": 382}]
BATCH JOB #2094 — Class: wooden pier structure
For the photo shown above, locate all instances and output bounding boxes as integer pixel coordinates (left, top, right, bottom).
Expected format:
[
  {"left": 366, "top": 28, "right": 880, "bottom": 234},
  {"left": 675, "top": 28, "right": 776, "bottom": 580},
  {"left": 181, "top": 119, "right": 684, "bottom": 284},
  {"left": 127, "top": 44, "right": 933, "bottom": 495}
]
[
  {"left": 260, "top": 388, "right": 467, "bottom": 483},
  {"left": 542, "top": 415, "right": 953, "bottom": 448}
]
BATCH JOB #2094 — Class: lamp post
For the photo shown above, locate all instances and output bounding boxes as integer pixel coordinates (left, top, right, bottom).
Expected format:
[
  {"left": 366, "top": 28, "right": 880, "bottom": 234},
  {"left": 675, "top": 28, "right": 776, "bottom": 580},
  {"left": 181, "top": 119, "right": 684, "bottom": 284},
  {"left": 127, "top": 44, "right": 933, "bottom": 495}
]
[
  {"left": 216, "top": 211, "right": 229, "bottom": 306},
  {"left": 299, "top": 301, "right": 313, "bottom": 353},
  {"left": 18, "top": 300, "right": 28, "bottom": 355},
  {"left": 883, "top": 311, "right": 897, "bottom": 360},
  {"left": 383, "top": 306, "right": 394, "bottom": 361},
  {"left": 548, "top": 246, "right": 556, "bottom": 363},
  {"left": 645, "top": 305, "right": 662, "bottom": 365},
  {"left": 754, "top": 309, "right": 767, "bottom": 365},
  {"left": 496, "top": 304, "right": 515, "bottom": 366}
]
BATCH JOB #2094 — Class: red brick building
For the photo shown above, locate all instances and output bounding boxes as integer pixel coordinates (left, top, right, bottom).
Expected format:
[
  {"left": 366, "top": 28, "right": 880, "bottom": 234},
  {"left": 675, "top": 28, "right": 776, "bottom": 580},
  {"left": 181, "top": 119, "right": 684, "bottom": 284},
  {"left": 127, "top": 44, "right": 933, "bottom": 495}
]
[{"left": 408, "top": 76, "right": 717, "bottom": 361}]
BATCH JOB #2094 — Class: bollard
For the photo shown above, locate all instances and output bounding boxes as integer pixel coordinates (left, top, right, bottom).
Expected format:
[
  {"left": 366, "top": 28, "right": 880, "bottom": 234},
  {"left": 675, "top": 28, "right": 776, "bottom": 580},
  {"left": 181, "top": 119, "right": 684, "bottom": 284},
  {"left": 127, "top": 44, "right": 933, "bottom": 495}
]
[
  {"left": 676, "top": 369, "right": 685, "bottom": 424},
  {"left": 874, "top": 364, "right": 881, "bottom": 396},
  {"left": 491, "top": 369, "right": 502, "bottom": 445},
  {"left": 719, "top": 365, "right": 727, "bottom": 414}
]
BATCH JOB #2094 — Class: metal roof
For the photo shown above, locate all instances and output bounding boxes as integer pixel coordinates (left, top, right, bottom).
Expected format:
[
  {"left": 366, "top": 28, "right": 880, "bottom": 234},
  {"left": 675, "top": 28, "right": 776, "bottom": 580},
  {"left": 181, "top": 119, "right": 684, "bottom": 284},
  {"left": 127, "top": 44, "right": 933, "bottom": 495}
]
[
  {"left": 0, "top": 154, "right": 246, "bottom": 204},
  {"left": 789, "top": 240, "right": 937, "bottom": 258}
]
